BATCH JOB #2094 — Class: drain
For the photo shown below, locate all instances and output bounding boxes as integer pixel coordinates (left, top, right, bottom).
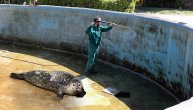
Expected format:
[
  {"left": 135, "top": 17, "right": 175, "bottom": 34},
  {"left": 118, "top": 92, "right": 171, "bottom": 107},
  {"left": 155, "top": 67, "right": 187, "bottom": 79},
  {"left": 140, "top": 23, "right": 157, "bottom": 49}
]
[
  {"left": 102, "top": 87, "right": 130, "bottom": 98},
  {"left": 115, "top": 91, "right": 130, "bottom": 98}
]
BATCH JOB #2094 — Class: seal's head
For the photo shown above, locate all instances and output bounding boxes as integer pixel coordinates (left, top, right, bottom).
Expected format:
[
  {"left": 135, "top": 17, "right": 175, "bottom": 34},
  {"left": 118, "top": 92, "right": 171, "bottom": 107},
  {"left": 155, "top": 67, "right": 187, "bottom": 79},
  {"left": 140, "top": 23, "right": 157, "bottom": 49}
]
[{"left": 64, "top": 78, "right": 86, "bottom": 97}]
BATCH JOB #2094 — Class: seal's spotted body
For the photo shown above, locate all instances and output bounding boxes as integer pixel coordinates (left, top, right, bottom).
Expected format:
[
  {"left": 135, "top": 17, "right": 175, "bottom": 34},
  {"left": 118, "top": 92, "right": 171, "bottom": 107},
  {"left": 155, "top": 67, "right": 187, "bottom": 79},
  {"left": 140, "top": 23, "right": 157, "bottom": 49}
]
[
  {"left": 24, "top": 71, "right": 74, "bottom": 92},
  {"left": 10, "top": 70, "right": 86, "bottom": 99}
]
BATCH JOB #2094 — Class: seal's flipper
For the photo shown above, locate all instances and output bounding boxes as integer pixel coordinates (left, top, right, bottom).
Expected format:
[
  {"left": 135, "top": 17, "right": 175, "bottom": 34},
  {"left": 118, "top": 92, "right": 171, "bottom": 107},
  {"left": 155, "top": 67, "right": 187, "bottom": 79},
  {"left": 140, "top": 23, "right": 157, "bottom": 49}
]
[
  {"left": 10, "top": 73, "right": 25, "bottom": 80},
  {"left": 56, "top": 92, "right": 64, "bottom": 100}
]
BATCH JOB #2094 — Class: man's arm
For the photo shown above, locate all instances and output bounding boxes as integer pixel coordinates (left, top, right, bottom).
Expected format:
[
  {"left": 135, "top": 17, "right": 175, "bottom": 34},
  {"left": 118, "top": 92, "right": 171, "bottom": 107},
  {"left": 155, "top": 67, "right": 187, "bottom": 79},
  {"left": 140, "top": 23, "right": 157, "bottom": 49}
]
[
  {"left": 85, "top": 25, "right": 98, "bottom": 44},
  {"left": 101, "top": 23, "right": 115, "bottom": 32},
  {"left": 85, "top": 26, "right": 92, "bottom": 34},
  {"left": 85, "top": 22, "right": 94, "bottom": 34},
  {"left": 101, "top": 26, "right": 112, "bottom": 32}
]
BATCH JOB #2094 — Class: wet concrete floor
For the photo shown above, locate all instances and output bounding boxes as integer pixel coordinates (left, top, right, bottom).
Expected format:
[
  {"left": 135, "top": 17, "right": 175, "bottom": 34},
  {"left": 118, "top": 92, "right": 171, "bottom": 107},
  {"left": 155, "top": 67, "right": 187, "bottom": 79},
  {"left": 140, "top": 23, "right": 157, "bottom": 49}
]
[{"left": 0, "top": 42, "right": 177, "bottom": 110}]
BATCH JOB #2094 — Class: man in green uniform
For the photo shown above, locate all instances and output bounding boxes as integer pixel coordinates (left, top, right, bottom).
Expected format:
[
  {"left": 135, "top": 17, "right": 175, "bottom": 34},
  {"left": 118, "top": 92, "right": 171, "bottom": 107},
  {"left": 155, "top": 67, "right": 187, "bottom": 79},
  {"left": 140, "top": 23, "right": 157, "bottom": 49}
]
[{"left": 85, "top": 16, "right": 115, "bottom": 74}]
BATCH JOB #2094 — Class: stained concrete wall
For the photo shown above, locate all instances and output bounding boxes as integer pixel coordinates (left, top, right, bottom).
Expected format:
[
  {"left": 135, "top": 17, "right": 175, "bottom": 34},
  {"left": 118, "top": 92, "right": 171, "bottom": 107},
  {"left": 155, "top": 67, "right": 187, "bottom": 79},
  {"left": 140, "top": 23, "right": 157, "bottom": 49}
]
[{"left": 0, "top": 5, "right": 193, "bottom": 99}]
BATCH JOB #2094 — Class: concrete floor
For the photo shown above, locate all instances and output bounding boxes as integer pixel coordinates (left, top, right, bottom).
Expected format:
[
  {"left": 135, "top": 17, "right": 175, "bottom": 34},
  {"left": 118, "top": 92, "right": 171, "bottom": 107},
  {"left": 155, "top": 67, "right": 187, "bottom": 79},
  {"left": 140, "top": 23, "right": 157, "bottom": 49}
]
[{"left": 0, "top": 42, "right": 177, "bottom": 110}]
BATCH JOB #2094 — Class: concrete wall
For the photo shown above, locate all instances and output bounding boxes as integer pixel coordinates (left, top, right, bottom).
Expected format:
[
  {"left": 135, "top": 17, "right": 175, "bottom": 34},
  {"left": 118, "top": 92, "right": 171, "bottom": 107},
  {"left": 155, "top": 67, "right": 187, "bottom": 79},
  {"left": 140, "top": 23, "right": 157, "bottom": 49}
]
[{"left": 0, "top": 5, "right": 193, "bottom": 99}]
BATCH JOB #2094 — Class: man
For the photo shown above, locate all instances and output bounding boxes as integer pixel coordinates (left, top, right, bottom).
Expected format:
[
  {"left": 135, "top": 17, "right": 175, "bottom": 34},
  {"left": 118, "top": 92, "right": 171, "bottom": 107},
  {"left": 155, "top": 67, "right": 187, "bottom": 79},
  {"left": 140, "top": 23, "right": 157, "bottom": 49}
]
[{"left": 85, "top": 16, "right": 115, "bottom": 75}]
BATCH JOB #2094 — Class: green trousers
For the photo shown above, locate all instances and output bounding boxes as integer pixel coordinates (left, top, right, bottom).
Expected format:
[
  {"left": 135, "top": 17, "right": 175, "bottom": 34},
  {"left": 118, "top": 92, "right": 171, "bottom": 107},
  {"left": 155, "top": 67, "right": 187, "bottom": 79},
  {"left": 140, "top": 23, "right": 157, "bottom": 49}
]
[{"left": 85, "top": 43, "right": 99, "bottom": 73}]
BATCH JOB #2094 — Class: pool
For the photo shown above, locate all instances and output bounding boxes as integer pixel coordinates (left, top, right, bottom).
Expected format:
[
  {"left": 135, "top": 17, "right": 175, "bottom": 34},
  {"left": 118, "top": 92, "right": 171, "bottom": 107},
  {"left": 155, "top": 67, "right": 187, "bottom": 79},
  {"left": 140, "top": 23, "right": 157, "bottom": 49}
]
[{"left": 0, "top": 4, "right": 193, "bottom": 110}]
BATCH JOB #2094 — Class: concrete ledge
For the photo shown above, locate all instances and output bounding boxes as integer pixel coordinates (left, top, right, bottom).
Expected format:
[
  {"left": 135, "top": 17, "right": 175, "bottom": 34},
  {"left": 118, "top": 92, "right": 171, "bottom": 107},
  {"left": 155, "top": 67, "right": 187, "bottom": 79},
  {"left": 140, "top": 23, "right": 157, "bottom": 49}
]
[
  {"left": 0, "top": 5, "right": 193, "bottom": 100},
  {"left": 165, "top": 97, "right": 193, "bottom": 110}
]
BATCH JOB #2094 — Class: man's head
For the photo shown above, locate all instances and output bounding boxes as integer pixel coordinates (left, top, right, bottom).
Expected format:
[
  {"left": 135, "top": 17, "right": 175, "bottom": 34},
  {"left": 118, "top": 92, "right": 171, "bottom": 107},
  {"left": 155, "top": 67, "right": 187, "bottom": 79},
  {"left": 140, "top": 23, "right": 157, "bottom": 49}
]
[{"left": 94, "top": 16, "right": 101, "bottom": 26}]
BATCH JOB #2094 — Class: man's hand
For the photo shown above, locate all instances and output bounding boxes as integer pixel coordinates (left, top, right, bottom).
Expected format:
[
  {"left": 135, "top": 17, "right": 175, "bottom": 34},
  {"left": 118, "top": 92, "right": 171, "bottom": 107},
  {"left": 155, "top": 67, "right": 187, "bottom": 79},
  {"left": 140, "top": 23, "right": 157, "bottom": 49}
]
[
  {"left": 91, "top": 22, "right": 95, "bottom": 25},
  {"left": 107, "top": 22, "right": 116, "bottom": 27}
]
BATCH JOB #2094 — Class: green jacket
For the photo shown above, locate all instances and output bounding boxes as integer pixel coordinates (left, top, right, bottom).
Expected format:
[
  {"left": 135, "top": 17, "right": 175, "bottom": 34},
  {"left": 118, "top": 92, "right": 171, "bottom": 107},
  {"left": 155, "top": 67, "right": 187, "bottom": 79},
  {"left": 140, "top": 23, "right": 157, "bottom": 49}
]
[{"left": 86, "top": 25, "right": 112, "bottom": 46}]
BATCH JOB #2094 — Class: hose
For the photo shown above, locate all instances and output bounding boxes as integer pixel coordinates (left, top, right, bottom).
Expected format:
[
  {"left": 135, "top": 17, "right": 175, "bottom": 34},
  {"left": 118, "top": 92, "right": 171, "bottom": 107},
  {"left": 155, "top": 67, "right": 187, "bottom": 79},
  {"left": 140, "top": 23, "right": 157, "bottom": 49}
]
[{"left": 66, "top": 34, "right": 87, "bottom": 62}]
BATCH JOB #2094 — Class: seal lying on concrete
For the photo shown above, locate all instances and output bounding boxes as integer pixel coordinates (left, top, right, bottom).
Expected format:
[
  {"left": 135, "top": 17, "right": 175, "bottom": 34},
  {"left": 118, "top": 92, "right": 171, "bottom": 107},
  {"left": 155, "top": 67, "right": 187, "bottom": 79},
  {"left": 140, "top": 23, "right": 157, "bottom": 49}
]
[{"left": 10, "top": 70, "right": 86, "bottom": 99}]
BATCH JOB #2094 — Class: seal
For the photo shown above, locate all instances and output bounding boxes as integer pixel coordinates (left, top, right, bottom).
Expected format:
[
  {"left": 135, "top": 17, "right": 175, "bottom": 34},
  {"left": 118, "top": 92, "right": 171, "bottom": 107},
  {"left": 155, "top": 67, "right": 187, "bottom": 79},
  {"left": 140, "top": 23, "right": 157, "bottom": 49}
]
[{"left": 10, "top": 70, "right": 86, "bottom": 99}]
